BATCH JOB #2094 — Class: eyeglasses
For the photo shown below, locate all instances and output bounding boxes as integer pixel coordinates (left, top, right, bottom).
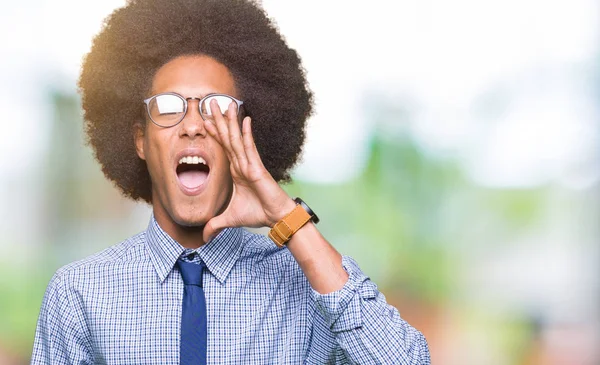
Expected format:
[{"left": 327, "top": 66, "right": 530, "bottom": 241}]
[{"left": 143, "top": 92, "right": 244, "bottom": 128}]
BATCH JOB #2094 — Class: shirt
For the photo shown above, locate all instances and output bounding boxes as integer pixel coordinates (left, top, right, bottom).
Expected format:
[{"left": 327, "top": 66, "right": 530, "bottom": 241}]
[{"left": 31, "top": 216, "right": 431, "bottom": 364}]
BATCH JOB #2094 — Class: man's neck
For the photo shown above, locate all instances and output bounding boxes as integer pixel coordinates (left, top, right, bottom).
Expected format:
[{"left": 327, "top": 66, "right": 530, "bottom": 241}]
[
  {"left": 173, "top": 225, "right": 206, "bottom": 249},
  {"left": 153, "top": 210, "right": 207, "bottom": 249}
]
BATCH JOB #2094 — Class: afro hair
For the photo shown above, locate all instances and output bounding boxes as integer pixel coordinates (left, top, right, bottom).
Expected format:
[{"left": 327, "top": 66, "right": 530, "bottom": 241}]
[{"left": 79, "top": 0, "right": 313, "bottom": 203}]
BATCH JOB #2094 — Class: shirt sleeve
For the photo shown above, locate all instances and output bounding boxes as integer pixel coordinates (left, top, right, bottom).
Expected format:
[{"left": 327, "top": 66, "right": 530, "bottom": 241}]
[
  {"left": 31, "top": 271, "right": 93, "bottom": 365},
  {"left": 310, "top": 256, "right": 431, "bottom": 365}
]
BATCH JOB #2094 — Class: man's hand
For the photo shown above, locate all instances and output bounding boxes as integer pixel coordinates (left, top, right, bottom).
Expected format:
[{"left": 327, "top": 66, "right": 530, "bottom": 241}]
[{"left": 202, "top": 99, "right": 295, "bottom": 242}]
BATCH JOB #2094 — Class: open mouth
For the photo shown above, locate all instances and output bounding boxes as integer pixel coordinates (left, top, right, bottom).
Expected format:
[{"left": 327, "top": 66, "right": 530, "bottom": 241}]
[{"left": 176, "top": 156, "right": 210, "bottom": 190}]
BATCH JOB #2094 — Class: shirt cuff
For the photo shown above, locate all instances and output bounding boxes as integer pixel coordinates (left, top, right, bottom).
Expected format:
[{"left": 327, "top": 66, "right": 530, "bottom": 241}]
[{"left": 311, "top": 255, "right": 378, "bottom": 333}]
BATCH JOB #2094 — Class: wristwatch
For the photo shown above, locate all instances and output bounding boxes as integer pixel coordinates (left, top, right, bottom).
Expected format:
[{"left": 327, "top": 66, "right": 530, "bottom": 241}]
[{"left": 268, "top": 197, "right": 319, "bottom": 247}]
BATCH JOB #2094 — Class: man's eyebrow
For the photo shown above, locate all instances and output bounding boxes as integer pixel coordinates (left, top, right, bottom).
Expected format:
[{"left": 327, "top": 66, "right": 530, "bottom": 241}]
[{"left": 148, "top": 91, "right": 217, "bottom": 98}]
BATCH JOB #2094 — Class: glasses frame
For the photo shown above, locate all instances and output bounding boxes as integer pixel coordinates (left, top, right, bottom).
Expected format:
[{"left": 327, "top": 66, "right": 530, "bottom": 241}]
[{"left": 143, "top": 92, "right": 244, "bottom": 128}]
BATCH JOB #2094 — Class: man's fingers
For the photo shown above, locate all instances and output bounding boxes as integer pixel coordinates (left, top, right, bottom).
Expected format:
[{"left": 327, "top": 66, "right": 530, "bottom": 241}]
[
  {"left": 226, "top": 102, "right": 248, "bottom": 168},
  {"left": 204, "top": 118, "right": 220, "bottom": 140},
  {"left": 242, "top": 117, "right": 265, "bottom": 169},
  {"left": 209, "top": 99, "right": 233, "bottom": 152},
  {"left": 203, "top": 216, "right": 226, "bottom": 243}
]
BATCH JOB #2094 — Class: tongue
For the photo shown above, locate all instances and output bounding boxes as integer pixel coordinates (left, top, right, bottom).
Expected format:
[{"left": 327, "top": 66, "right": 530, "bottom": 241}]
[{"left": 178, "top": 170, "right": 208, "bottom": 189}]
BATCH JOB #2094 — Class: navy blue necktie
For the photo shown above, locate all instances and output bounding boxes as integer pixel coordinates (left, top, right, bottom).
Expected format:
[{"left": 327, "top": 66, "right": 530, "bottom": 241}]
[{"left": 177, "top": 259, "right": 207, "bottom": 365}]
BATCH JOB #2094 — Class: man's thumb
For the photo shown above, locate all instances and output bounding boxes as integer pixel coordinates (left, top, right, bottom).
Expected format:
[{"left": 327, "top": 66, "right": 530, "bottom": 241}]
[{"left": 203, "top": 217, "right": 226, "bottom": 243}]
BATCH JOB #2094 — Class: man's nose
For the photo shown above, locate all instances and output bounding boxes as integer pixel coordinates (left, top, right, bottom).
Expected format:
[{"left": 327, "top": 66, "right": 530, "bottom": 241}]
[{"left": 179, "top": 100, "right": 206, "bottom": 138}]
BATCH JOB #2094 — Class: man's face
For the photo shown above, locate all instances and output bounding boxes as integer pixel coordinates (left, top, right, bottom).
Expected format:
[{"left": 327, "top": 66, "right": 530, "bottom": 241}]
[{"left": 135, "top": 55, "right": 236, "bottom": 243}]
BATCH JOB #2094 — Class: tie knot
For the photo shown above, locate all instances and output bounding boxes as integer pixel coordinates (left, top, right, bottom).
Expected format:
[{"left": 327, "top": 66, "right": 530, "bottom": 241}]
[{"left": 177, "top": 259, "right": 205, "bottom": 286}]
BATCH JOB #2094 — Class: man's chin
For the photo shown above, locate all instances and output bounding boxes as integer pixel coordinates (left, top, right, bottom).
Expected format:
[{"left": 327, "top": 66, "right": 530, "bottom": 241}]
[{"left": 175, "top": 218, "right": 209, "bottom": 230}]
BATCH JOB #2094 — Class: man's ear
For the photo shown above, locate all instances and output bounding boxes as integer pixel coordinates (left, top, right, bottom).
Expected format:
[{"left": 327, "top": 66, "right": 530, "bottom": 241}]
[{"left": 133, "top": 122, "right": 146, "bottom": 161}]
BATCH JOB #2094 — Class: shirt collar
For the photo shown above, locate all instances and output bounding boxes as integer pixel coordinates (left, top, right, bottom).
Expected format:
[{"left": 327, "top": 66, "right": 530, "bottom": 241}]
[
  {"left": 145, "top": 215, "right": 245, "bottom": 285},
  {"left": 197, "top": 227, "right": 244, "bottom": 285}
]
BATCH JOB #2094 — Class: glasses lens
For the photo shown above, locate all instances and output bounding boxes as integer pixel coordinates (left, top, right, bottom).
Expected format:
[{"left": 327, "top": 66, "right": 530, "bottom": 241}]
[
  {"left": 200, "top": 95, "right": 236, "bottom": 119},
  {"left": 148, "top": 94, "right": 185, "bottom": 126}
]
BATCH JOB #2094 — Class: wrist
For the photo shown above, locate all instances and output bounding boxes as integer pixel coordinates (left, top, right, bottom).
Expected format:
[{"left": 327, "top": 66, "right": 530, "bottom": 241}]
[
  {"left": 267, "top": 197, "right": 297, "bottom": 228},
  {"left": 268, "top": 197, "right": 319, "bottom": 248}
]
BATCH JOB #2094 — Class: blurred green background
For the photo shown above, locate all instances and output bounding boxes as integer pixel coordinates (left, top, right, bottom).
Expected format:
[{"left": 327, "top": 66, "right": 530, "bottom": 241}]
[{"left": 0, "top": 0, "right": 598, "bottom": 364}]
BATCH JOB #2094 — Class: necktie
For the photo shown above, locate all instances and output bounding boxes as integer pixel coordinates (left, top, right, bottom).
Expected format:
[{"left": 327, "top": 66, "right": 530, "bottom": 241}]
[{"left": 177, "top": 258, "right": 207, "bottom": 365}]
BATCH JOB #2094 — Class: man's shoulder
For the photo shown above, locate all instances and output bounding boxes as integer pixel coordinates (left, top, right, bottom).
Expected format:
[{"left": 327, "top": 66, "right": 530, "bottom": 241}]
[
  {"left": 239, "top": 229, "right": 302, "bottom": 276},
  {"left": 240, "top": 229, "right": 291, "bottom": 258},
  {"left": 52, "top": 231, "right": 148, "bottom": 283}
]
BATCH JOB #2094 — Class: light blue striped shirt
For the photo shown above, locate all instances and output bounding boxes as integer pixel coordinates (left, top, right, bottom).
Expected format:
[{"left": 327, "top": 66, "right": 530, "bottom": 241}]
[{"left": 32, "top": 216, "right": 430, "bottom": 364}]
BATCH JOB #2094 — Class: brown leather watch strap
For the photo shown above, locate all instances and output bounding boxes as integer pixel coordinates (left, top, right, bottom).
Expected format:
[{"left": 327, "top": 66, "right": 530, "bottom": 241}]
[{"left": 268, "top": 204, "right": 312, "bottom": 247}]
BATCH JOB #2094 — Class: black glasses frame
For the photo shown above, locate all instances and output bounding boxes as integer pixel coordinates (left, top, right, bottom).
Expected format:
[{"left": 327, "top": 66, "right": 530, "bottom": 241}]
[{"left": 143, "top": 92, "right": 244, "bottom": 127}]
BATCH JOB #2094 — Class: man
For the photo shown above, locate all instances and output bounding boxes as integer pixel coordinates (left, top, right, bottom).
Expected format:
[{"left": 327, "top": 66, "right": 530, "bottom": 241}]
[{"left": 32, "top": 0, "right": 430, "bottom": 364}]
